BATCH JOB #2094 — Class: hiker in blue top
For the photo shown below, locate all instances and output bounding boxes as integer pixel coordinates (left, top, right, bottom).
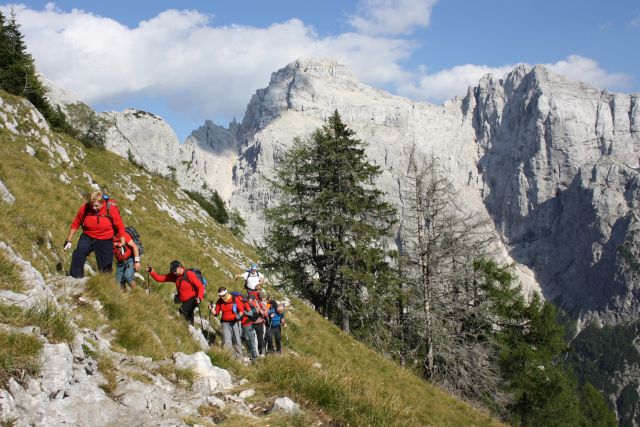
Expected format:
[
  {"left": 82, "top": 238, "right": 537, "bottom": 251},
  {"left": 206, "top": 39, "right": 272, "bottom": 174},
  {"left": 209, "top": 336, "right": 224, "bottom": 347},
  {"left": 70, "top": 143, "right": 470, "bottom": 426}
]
[{"left": 266, "top": 301, "right": 286, "bottom": 353}]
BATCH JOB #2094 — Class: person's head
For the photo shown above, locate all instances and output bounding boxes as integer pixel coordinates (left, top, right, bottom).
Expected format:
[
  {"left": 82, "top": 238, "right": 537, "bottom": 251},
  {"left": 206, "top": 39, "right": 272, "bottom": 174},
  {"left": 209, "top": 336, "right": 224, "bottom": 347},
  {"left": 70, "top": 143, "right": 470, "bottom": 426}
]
[
  {"left": 169, "top": 260, "right": 184, "bottom": 275},
  {"left": 86, "top": 190, "right": 103, "bottom": 212},
  {"left": 276, "top": 303, "right": 285, "bottom": 314},
  {"left": 249, "top": 263, "right": 258, "bottom": 274},
  {"left": 218, "top": 286, "right": 231, "bottom": 301}
]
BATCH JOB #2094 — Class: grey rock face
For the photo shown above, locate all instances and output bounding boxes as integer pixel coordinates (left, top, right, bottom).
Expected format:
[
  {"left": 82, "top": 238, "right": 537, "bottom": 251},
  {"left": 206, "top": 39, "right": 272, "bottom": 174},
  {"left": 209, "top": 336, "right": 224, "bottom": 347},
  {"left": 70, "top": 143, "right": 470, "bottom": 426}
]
[
  {"left": 0, "top": 242, "right": 57, "bottom": 309},
  {"left": 39, "top": 343, "right": 73, "bottom": 397},
  {"left": 101, "top": 108, "right": 182, "bottom": 178},
  {"left": 471, "top": 65, "right": 640, "bottom": 323}
]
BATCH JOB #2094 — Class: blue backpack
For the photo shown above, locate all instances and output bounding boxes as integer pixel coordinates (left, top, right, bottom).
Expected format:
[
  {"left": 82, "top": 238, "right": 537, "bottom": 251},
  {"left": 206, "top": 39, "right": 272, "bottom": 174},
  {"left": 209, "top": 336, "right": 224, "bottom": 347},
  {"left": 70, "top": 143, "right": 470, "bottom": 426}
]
[{"left": 228, "top": 291, "right": 259, "bottom": 321}]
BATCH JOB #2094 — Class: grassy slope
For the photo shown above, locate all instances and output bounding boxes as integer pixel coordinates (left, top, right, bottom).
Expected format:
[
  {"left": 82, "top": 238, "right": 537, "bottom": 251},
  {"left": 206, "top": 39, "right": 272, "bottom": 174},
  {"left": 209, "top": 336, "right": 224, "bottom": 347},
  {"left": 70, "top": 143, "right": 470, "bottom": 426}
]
[{"left": 0, "top": 91, "right": 501, "bottom": 426}]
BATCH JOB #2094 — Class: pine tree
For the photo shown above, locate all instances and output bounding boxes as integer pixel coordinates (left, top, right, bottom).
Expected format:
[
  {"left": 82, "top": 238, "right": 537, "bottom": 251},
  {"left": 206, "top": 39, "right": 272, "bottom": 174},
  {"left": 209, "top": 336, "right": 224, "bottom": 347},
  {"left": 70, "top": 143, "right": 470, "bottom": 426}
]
[
  {"left": 264, "top": 111, "right": 397, "bottom": 333},
  {"left": 474, "top": 260, "right": 585, "bottom": 425}
]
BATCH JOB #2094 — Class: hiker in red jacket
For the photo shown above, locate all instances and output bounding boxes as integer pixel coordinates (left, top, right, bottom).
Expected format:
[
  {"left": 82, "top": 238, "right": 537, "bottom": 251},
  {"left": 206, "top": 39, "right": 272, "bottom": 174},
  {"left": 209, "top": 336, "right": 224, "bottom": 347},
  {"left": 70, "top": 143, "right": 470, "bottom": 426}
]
[
  {"left": 64, "top": 190, "right": 125, "bottom": 278},
  {"left": 210, "top": 287, "right": 244, "bottom": 360},
  {"left": 147, "top": 260, "right": 204, "bottom": 325},
  {"left": 113, "top": 229, "right": 140, "bottom": 291}
]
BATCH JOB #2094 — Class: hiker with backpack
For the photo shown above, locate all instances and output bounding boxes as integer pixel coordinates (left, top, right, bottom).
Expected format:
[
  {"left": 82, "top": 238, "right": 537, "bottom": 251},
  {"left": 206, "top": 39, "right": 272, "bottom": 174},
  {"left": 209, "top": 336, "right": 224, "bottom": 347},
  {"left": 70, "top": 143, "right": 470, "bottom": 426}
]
[
  {"left": 146, "top": 260, "right": 205, "bottom": 325},
  {"left": 266, "top": 300, "right": 286, "bottom": 354},
  {"left": 240, "top": 293, "right": 261, "bottom": 361},
  {"left": 249, "top": 293, "right": 269, "bottom": 356},
  {"left": 64, "top": 190, "right": 125, "bottom": 278},
  {"left": 113, "top": 226, "right": 142, "bottom": 291},
  {"left": 210, "top": 287, "right": 244, "bottom": 360},
  {"left": 235, "top": 264, "right": 266, "bottom": 297}
]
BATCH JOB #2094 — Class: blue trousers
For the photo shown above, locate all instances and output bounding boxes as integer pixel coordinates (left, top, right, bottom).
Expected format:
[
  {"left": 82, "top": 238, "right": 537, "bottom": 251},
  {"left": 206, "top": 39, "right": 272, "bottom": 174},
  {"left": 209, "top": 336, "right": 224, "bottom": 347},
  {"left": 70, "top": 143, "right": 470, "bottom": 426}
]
[{"left": 70, "top": 234, "right": 113, "bottom": 278}]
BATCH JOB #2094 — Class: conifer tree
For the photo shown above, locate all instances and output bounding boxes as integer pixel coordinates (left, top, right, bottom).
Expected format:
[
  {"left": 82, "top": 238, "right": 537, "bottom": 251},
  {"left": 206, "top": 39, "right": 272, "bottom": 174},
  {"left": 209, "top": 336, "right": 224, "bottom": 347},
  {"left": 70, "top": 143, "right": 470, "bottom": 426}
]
[
  {"left": 264, "top": 111, "right": 397, "bottom": 333},
  {"left": 0, "top": 10, "right": 68, "bottom": 130}
]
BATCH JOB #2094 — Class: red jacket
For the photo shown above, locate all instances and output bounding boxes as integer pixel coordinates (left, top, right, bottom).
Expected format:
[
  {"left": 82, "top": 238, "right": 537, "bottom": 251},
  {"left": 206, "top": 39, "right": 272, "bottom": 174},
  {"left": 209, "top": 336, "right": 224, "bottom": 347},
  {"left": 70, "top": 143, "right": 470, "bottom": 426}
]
[
  {"left": 215, "top": 295, "right": 244, "bottom": 322},
  {"left": 113, "top": 231, "right": 134, "bottom": 262},
  {"left": 241, "top": 300, "right": 254, "bottom": 326},
  {"left": 71, "top": 200, "right": 125, "bottom": 240},
  {"left": 151, "top": 269, "right": 204, "bottom": 302}
]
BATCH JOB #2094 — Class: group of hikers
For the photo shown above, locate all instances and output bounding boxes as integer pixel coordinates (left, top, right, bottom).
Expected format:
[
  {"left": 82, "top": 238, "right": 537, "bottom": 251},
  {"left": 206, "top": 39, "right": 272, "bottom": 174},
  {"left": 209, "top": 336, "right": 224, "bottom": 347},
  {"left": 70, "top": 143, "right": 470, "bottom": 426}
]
[{"left": 63, "top": 189, "right": 287, "bottom": 361}]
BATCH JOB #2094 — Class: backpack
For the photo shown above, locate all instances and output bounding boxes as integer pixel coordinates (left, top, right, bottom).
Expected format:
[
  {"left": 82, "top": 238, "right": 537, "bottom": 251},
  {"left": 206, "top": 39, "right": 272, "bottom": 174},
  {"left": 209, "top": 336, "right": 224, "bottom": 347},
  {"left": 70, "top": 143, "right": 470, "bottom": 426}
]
[
  {"left": 244, "top": 271, "right": 262, "bottom": 290},
  {"left": 182, "top": 268, "right": 207, "bottom": 297},
  {"left": 244, "top": 299, "right": 261, "bottom": 322},
  {"left": 124, "top": 226, "right": 144, "bottom": 256},
  {"left": 229, "top": 291, "right": 244, "bottom": 314}
]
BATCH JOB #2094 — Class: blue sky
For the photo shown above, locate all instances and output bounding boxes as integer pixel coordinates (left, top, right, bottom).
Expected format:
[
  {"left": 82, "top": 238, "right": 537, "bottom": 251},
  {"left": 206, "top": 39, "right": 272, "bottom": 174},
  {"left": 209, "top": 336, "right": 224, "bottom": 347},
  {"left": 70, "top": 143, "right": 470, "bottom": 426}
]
[{"left": 3, "top": 1, "right": 639, "bottom": 142}]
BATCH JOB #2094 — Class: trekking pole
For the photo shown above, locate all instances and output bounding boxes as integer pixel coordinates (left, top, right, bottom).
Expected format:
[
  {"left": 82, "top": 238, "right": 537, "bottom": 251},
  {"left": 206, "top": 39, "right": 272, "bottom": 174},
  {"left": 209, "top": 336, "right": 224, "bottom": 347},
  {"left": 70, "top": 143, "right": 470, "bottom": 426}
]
[{"left": 197, "top": 303, "right": 206, "bottom": 335}]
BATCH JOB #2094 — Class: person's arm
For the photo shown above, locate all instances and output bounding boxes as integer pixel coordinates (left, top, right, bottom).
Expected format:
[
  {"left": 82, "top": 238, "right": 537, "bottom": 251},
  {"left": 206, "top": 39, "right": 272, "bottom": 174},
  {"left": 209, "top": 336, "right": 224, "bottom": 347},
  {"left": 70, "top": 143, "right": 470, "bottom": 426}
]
[
  {"left": 214, "top": 301, "right": 221, "bottom": 316},
  {"left": 65, "top": 204, "right": 86, "bottom": 248},
  {"left": 127, "top": 238, "right": 140, "bottom": 271},
  {"left": 149, "top": 270, "right": 173, "bottom": 283},
  {"left": 109, "top": 205, "right": 126, "bottom": 245}
]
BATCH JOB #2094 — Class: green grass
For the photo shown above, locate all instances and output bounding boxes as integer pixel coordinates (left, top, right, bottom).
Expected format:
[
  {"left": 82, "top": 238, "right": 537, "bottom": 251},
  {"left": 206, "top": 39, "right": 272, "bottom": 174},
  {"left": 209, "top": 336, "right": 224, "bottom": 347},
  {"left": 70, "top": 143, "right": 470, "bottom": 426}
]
[
  {"left": 0, "top": 250, "right": 25, "bottom": 292},
  {"left": 0, "top": 302, "right": 74, "bottom": 343},
  {"left": 96, "top": 352, "right": 118, "bottom": 396},
  {"left": 85, "top": 274, "right": 200, "bottom": 359},
  {"left": 0, "top": 332, "right": 42, "bottom": 387},
  {"left": 206, "top": 307, "right": 501, "bottom": 427},
  {"left": 0, "top": 91, "right": 504, "bottom": 426}
]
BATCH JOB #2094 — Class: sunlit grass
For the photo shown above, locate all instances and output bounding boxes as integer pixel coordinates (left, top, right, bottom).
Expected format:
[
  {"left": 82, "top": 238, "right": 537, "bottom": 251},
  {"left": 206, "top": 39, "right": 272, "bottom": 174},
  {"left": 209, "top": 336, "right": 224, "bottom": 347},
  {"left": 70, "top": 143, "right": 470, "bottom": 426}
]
[
  {"left": 0, "top": 332, "right": 42, "bottom": 387},
  {"left": 0, "top": 250, "right": 25, "bottom": 292},
  {"left": 85, "top": 274, "right": 200, "bottom": 359},
  {"left": 0, "top": 302, "right": 74, "bottom": 343}
]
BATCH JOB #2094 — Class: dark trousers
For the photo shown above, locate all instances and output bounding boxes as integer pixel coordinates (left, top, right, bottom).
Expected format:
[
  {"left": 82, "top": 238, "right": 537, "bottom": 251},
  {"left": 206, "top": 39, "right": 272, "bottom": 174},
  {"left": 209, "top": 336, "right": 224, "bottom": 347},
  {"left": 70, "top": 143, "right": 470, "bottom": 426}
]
[
  {"left": 180, "top": 297, "right": 198, "bottom": 325},
  {"left": 266, "top": 325, "right": 282, "bottom": 353},
  {"left": 70, "top": 234, "right": 113, "bottom": 278},
  {"left": 252, "top": 322, "right": 266, "bottom": 355}
]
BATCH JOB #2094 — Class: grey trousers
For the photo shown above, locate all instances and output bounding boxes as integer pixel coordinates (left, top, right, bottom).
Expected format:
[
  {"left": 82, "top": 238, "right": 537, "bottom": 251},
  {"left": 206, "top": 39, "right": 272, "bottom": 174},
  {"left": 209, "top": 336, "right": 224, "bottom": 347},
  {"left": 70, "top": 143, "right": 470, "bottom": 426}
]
[
  {"left": 242, "top": 324, "right": 258, "bottom": 360},
  {"left": 221, "top": 321, "right": 243, "bottom": 360}
]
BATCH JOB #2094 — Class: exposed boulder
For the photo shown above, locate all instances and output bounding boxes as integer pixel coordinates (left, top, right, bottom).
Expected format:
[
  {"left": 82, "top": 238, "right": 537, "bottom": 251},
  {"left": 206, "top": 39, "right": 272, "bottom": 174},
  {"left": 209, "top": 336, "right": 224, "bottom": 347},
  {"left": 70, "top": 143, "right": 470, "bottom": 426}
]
[{"left": 270, "top": 396, "right": 301, "bottom": 415}]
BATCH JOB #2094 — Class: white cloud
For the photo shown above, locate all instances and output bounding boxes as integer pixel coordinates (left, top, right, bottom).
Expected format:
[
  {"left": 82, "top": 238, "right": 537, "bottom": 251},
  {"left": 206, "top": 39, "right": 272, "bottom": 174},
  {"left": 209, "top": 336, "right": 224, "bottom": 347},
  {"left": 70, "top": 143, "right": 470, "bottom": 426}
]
[
  {"left": 5, "top": 4, "right": 416, "bottom": 125},
  {"left": 598, "top": 21, "right": 612, "bottom": 31},
  {"left": 628, "top": 12, "right": 640, "bottom": 28},
  {"left": 348, "top": 0, "right": 438, "bottom": 35},
  {"left": 398, "top": 55, "right": 632, "bottom": 104},
  {"left": 398, "top": 63, "right": 517, "bottom": 103},
  {"left": 3, "top": 4, "right": 633, "bottom": 132},
  {"left": 545, "top": 55, "right": 631, "bottom": 90}
]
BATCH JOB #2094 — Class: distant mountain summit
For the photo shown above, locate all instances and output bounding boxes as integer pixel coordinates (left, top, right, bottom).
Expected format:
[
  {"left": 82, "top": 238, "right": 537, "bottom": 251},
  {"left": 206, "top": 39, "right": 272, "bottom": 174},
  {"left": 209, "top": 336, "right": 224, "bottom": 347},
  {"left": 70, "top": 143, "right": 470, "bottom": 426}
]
[{"left": 47, "top": 57, "right": 640, "bottom": 326}]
